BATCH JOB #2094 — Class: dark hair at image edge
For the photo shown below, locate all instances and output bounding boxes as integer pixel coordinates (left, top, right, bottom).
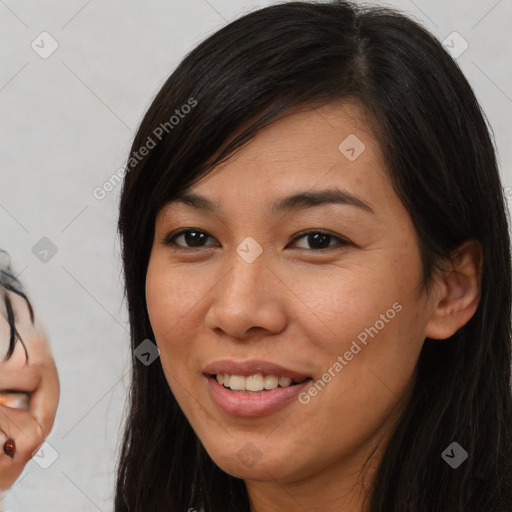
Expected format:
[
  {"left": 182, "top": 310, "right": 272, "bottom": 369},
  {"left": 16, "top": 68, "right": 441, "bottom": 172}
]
[
  {"left": 116, "top": 1, "right": 512, "bottom": 511},
  {"left": 0, "top": 250, "right": 32, "bottom": 361}
]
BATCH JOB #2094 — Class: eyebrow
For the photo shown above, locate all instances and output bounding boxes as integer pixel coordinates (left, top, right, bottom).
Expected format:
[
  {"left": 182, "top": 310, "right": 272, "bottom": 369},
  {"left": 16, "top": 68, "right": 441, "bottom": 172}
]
[{"left": 167, "top": 188, "right": 375, "bottom": 216}]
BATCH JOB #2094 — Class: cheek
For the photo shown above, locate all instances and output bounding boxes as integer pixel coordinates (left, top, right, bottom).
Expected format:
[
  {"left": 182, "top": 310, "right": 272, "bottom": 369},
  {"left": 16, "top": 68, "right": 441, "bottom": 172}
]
[
  {"left": 283, "top": 261, "right": 403, "bottom": 349},
  {"left": 145, "top": 253, "right": 216, "bottom": 383},
  {"left": 284, "top": 253, "right": 425, "bottom": 400},
  {"left": 146, "top": 253, "right": 201, "bottom": 335}
]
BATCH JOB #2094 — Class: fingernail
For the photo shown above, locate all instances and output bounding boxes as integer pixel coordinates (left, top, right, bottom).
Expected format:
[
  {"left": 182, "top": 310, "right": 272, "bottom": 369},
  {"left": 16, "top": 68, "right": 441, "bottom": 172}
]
[{"left": 3, "top": 438, "right": 15, "bottom": 458}]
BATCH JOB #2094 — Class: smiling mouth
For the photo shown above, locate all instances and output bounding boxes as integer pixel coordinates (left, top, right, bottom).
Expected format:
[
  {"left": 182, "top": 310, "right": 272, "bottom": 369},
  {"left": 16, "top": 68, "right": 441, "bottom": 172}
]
[{"left": 209, "top": 373, "right": 312, "bottom": 394}]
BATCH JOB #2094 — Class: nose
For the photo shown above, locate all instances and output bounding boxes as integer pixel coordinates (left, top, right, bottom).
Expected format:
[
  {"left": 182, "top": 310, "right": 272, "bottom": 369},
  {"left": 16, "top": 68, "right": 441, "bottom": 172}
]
[{"left": 204, "top": 249, "right": 287, "bottom": 341}]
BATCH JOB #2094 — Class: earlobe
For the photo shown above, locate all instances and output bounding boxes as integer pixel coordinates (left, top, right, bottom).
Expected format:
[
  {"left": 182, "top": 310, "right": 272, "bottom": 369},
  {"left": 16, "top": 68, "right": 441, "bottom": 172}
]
[{"left": 424, "top": 239, "right": 483, "bottom": 340}]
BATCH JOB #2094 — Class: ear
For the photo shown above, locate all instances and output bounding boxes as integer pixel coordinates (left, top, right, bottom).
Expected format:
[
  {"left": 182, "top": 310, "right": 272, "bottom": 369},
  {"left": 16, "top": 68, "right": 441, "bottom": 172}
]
[{"left": 424, "top": 239, "right": 483, "bottom": 340}]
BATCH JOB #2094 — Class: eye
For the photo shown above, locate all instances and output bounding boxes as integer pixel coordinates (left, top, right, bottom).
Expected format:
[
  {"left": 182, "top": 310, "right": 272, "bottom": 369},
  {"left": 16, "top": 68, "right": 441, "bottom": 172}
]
[
  {"left": 164, "top": 228, "right": 350, "bottom": 252},
  {"left": 164, "top": 228, "right": 217, "bottom": 249},
  {"left": 288, "top": 230, "right": 350, "bottom": 251}
]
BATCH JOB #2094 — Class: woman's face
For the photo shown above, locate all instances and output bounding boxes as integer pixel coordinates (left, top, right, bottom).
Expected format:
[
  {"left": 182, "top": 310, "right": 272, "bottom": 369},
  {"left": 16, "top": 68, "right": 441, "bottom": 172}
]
[{"left": 146, "top": 102, "right": 439, "bottom": 487}]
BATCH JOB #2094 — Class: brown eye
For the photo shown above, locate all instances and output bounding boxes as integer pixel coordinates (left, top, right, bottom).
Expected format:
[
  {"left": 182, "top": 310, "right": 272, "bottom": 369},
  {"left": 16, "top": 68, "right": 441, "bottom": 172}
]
[
  {"left": 164, "top": 229, "right": 217, "bottom": 248},
  {"left": 289, "top": 230, "right": 350, "bottom": 251}
]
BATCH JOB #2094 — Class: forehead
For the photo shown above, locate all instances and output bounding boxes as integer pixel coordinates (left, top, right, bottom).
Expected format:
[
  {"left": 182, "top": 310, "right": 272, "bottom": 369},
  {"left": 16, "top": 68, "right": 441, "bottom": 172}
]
[{"left": 161, "top": 101, "right": 392, "bottom": 219}]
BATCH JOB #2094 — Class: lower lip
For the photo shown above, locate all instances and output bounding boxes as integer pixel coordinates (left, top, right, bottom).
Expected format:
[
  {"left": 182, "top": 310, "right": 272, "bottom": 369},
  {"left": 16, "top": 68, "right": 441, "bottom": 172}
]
[{"left": 205, "top": 374, "right": 312, "bottom": 417}]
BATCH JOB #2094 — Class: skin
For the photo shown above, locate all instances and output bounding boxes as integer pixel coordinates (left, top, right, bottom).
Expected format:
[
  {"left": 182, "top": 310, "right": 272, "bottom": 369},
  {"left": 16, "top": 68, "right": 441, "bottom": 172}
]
[
  {"left": 146, "top": 101, "right": 482, "bottom": 512},
  {"left": 0, "top": 289, "right": 59, "bottom": 493}
]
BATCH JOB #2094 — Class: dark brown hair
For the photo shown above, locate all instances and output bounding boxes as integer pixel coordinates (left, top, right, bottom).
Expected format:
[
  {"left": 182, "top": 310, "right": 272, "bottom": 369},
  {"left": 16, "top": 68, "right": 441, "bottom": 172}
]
[{"left": 0, "top": 250, "right": 31, "bottom": 361}]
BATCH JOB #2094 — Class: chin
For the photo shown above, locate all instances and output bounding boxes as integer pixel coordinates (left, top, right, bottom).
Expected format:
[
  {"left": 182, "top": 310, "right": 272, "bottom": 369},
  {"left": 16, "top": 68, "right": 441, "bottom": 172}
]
[
  {"left": 207, "top": 447, "right": 296, "bottom": 482},
  {"left": 217, "top": 459, "right": 285, "bottom": 481}
]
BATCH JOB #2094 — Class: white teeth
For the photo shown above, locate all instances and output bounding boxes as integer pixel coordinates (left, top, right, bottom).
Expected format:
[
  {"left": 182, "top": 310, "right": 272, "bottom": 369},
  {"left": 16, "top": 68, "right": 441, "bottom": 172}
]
[
  {"left": 264, "top": 375, "right": 279, "bottom": 390},
  {"left": 278, "top": 377, "right": 292, "bottom": 387},
  {"left": 246, "top": 374, "right": 264, "bottom": 391},
  {"left": 215, "top": 373, "right": 304, "bottom": 392},
  {"left": 229, "top": 375, "right": 246, "bottom": 391}
]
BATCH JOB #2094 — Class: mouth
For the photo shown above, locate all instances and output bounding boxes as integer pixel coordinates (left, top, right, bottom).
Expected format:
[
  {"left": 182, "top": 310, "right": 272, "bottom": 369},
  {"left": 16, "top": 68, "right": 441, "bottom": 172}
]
[
  {"left": 202, "top": 359, "right": 314, "bottom": 416},
  {"left": 207, "top": 373, "right": 312, "bottom": 394},
  {"left": 204, "top": 373, "right": 313, "bottom": 417}
]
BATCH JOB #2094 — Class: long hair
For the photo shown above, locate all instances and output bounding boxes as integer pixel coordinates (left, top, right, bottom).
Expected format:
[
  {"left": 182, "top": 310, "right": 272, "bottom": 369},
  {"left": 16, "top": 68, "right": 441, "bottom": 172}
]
[
  {"left": 0, "top": 250, "right": 32, "bottom": 361},
  {"left": 116, "top": 1, "right": 512, "bottom": 510}
]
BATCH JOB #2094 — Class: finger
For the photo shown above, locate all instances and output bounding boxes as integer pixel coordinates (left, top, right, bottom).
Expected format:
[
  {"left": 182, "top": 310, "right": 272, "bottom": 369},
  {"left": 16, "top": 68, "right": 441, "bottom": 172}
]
[
  {"left": 0, "top": 405, "right": 45, "bottom": 491},
  {"left": 28, "top": 359, "right": 59, "bottom": 436}
]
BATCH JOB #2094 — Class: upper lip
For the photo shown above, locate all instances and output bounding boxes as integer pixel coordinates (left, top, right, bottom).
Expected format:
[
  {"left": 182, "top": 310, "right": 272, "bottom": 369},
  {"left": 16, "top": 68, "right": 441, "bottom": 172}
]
[{"left": 203, "top": 359, "right": 311, "bottom": 380}]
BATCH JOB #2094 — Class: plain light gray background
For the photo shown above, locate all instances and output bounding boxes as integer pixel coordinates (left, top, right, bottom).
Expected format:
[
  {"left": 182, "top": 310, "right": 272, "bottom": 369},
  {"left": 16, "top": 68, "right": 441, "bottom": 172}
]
[{"left": 0, "top": 0, "right": 511, "bottom": 510}]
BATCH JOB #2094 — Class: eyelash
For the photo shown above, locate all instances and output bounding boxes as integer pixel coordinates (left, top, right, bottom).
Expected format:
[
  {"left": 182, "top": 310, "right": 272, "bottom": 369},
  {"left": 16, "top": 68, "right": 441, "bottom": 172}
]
[{"left": 163, "top": 228, "right": 351, "bottom": 252}]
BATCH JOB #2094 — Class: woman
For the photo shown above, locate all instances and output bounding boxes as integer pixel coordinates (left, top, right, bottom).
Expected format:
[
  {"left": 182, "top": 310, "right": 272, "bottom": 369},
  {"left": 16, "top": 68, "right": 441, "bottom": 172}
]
[
  {"left": 116, "top": 1, "right": 512, "bottom": 510},
  {"left": 0, "top": 251, "right": 59, "bottom": 494}
]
